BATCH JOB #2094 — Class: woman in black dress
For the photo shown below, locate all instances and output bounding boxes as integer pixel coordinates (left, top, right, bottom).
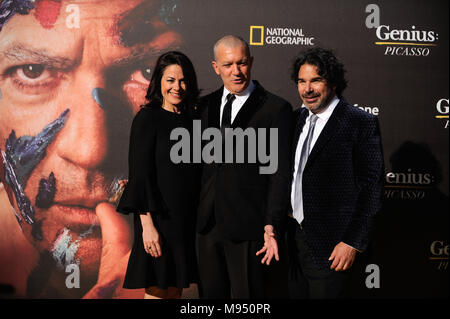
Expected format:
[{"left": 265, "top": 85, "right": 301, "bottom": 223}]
[{"left": 116, "top": 51, "right": 200, "bottom": 299}]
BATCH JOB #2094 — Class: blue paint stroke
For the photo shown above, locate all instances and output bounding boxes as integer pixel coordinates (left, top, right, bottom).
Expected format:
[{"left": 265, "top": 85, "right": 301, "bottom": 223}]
[
  {"left": 92, "top": 87, "right": 118, "bottom": 110},
  {"left": 3, "top": 109, "right": 69, "bottom": 225},
  {"left": 0, "top": 0, "right": 35, "bottom": 32},
  {"left": 35, "top": 172, "right": 56, "bottom": 209},
  {"left": 51, "top": 226, "right": 94, "bottom": 270},
  {"left": 5, "top": 108, "right": 69, "bottom": 188},
  {"left": 91, "top": 87, "right": 107, "bottom": 110},
  {"left": 1, "top": 149, "right": 34, "bottom": 224}
]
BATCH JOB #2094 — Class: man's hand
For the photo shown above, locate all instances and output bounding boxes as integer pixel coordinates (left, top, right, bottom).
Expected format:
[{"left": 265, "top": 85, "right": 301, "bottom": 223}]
[
  {"left": 83, "top": 202, "right": 133, "bottom": 298},
  {"left": 256, "top": 225, "right": 279, "bottom": 265},
  {"left": 328, "top": 241, "right": 357, "bottom": 271}
]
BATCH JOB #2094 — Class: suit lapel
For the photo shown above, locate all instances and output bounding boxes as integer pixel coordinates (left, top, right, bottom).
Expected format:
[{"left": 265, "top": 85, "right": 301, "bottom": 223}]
[
  {"left": 305, "top": 100, "right": 346, "bottom": 168},
  {"left": 207, "top": 88, "right": 223, "bottom": 129},
  {"left": 292, "top": 108, "right": 308, "bottom": 159},
  {"left": 231, "top": 81, "right": 265, "bottom": 129}
]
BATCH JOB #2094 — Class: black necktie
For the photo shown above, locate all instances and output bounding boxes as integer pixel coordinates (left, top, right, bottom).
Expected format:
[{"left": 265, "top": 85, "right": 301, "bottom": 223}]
[{"left": 221, "top": 93, "right": 235, "bottom": 128}]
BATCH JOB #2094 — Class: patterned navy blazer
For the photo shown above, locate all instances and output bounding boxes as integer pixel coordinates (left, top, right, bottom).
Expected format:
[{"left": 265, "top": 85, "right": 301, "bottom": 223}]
[{"left": 292, "top": 99, "right": 384, "bottom": 269}]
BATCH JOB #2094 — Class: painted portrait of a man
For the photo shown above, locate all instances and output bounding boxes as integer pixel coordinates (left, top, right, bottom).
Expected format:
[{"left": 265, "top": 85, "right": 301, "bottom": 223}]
[{"left": 0, "top": 0, "right": 182, "bottom": 298}]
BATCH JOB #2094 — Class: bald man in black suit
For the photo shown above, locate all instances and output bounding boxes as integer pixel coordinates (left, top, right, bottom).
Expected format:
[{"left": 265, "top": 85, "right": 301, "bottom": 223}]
[{"left": 196, "top": 35, "right": 293, "bottom": 299}]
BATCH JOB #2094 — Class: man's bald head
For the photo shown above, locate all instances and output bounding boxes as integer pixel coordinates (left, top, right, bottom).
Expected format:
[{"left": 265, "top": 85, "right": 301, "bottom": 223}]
[
  {"left": 213, "top": 35, "right": 251, "bottom": 61},
  {"left": 211, "top": 35, "right": 253, "bottom": 94}
]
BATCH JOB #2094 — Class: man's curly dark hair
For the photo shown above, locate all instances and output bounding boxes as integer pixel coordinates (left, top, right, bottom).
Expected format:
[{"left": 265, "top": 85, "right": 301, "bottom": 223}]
[{"left": 291, "top": 47, "right": 348, "bottom": 98}]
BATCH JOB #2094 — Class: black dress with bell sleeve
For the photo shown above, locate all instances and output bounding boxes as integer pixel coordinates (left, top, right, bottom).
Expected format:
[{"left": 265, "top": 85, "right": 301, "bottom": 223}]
[{"left": 117, "top": 106, "right": 199, "bottom": 289}]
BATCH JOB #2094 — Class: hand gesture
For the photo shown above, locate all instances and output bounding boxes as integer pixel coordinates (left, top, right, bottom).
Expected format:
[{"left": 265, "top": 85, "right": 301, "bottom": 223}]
[{"left": 256, "top": 225, "right": 279, "bottom": 265}]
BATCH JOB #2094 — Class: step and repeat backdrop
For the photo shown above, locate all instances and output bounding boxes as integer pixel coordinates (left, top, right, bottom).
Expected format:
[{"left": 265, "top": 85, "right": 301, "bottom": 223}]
[{"left": 0, "top": 0, "right": 448, "bottom": 298}]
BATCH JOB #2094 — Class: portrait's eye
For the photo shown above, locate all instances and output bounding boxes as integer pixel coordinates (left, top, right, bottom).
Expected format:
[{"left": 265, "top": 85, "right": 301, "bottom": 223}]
[
  {"left": 141, "top": 67, "right": 152, "bottom": 81},
  {"left": 3, "top": 63, "right": 62, "bottom": 95},
  {"left": 14, "top": 64, "right": 52, "bottom": 83},
  {"left": 122, "top": 64, "right": 155, "bottom": 112},
  {"left": 129, "top": 67, "right": 152, "bottom": 86},
  {"left": 21, "top": 64, "right": 45, "bottom": 79}
]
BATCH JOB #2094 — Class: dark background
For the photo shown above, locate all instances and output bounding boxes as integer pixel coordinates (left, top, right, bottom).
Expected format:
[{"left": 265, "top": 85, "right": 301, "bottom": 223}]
[
  {"left": 0, "top": 0, "right": 447, "bottom": 299},
  {"left": 172, "top": 0, "right": 449, "bottom": 298}
]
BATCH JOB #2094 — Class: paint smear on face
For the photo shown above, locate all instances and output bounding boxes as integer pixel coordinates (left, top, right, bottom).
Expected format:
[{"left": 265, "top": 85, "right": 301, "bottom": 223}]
[
  {"left": 108, "top": 176, "right": 125, "bottom": 205},
  {"left": 3, "top": 109, "right": 69, "bottom": 225},
  {"left": 0, "top": 0, "right": 35, "bottom": 32},
  {"left": 2, "top": 149, "right": 35, "bottom": 224},
  {"left": 35, "top": 172, "right": 56, "bottom": 209},
  {"left": 6, "top": 108, "right": 69, "bottom": 188},
  {"left": 51, "top": 226, "right": 94, "bottom": 269},
  {"left": 31, "top": 218, "right": 44, "bottom": 241},
  {"left": 34, "top": 0, "right": 62, "bottom": 29},
  {"left": 51, "top": 227, "right": 79, "bottom": 269},
  {"left": 92, "top": 87, "right": 114, "bottom": 110}
]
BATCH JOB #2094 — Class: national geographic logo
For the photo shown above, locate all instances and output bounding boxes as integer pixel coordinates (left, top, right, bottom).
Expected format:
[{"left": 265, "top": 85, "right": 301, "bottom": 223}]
[
  {"left": 365, "top": 4, "right": 439, "bottom": 57},
  {"left": 384, "top": 170, "right": 434, "bottom": 200},
  {"left": 436, "top": 98, "right": 449, "bottom": 129},
  {"left": 249, "top": 25, "right": 315, "bottom": 46}
]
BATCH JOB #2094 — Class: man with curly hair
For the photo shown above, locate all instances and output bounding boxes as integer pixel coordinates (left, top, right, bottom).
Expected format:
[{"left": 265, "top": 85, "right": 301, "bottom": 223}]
[{"left": 288, "top": 47, "right": 384, "bottom": 298}]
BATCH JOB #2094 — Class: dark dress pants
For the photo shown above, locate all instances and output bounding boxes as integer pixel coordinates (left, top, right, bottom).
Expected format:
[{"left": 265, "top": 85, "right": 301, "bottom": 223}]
[
  {"left": 287, "top": 217, "right": 352, "bottom": 299},
  {"left": 196, "top": 218, "right": 266, "bottom": 299}
]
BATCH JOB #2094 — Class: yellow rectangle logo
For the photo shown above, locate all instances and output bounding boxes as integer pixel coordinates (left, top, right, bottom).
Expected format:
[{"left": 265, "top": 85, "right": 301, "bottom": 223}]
[{"left": 250, "top": 26, "right": 264, "bottom": 45}]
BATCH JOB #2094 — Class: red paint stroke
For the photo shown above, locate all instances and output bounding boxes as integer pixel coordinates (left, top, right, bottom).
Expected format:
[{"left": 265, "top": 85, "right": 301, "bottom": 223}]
[{"left": 34, "top": 0, "right": 62, "bottom": 29}]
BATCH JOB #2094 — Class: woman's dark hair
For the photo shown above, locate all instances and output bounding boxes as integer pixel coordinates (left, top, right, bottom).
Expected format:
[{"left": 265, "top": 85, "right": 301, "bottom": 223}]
[
  {"left": 144, "top": 51, "right": 200, "bottom": 116},
  {"left": 291, "top": 47, "right": 347, "bottom": 98}
]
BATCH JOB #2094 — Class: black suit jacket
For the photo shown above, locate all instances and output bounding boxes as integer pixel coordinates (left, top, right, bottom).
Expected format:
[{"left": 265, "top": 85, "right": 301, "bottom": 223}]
[
  {"left": 197, "top": 81, "right": 293, "bottom": 241},
  {"left": 292, "top": 99, "right": 384, "bottom": 269}
]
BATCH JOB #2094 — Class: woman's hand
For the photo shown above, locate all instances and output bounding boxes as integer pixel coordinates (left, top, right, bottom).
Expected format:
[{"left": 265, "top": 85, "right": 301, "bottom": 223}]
[{"left": 142, "top": 224, "right": 162, "bottom": 258}]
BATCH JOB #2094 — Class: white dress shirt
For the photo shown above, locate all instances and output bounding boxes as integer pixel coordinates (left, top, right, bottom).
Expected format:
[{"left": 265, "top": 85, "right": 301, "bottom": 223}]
[
  {"left": 219, "top": 81, "right": 255, "bottom": 125},
  {"left": 290, "top": 95, "right": 340, "bottom": 223}
]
